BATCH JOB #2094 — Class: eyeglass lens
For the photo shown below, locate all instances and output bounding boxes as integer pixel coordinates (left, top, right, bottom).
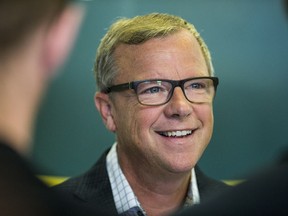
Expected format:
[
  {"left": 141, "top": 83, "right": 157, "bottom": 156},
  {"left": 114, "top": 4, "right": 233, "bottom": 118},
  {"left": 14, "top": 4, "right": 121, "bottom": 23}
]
[{"left": 135, "top": 78, "right": 215, "bottom": 105}]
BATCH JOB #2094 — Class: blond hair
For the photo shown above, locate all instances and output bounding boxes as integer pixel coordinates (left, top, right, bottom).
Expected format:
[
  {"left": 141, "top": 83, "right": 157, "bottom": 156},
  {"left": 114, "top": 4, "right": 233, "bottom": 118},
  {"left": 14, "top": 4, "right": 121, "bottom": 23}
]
[{"left": 94, "top": 13, "right": 214, "bottom": 91}]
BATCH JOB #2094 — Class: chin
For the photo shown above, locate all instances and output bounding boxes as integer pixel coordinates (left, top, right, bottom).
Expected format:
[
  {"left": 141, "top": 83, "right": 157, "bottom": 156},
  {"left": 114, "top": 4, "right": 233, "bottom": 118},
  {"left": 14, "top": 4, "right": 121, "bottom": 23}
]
[{"left": 166, "top": 159, "right": 196, "bottom": 174}]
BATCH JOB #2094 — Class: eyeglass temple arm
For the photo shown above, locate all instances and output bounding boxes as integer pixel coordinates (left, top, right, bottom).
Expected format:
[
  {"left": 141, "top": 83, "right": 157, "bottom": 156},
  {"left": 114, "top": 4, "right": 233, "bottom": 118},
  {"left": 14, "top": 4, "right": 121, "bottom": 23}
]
[{"left": 102, "top": 82, "right": 132, "bottom": 93}]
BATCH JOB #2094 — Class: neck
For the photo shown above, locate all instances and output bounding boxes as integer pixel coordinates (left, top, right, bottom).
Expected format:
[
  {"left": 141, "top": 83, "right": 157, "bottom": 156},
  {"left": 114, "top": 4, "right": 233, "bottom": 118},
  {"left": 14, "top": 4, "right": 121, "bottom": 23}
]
[
  {"left": 119, "top": 152, "right": 191, "bottom": 216},
  {"left": 133, "top": 175, "right": 190, "bottom": 216}
]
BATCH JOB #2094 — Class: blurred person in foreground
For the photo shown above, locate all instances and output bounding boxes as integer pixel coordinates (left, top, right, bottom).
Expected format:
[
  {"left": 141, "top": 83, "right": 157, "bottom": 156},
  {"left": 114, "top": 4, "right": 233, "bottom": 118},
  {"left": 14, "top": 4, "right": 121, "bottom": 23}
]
[
  {"left": 174, "top": 152, "right": 288, "bottom": 216},
  {"left": 0, "top": 0, "right": 85, "bottom": 215},
  {"left": 55, "top": 13, "right": 230, "bottom": 216}
]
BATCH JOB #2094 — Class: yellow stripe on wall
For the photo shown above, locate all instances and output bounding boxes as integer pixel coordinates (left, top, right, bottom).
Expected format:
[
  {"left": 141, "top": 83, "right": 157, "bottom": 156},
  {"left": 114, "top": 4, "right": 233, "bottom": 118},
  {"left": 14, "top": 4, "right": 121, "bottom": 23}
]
[{"left": 38, "top": 175, "right": 68, "bottom": 186}]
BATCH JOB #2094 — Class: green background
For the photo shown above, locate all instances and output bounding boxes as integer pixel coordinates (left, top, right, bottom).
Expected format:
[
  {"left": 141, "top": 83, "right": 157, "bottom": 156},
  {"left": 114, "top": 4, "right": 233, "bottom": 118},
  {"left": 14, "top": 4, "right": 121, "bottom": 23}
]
[{"left": 32, "top": 0, "right": 288, "bottom": 180}]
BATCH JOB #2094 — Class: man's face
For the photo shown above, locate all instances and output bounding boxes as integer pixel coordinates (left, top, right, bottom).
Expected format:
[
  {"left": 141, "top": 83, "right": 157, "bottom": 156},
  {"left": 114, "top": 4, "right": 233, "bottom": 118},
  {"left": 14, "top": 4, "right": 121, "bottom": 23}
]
[{"left": 107, "top": 30, "right": 214, "bottom": 175}]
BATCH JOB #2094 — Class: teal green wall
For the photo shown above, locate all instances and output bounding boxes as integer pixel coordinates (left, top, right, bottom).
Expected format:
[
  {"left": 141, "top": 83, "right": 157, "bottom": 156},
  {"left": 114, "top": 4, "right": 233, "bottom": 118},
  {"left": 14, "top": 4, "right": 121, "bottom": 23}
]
[{"left": 32, "top": 0, "right": 288, "bottom": 180}]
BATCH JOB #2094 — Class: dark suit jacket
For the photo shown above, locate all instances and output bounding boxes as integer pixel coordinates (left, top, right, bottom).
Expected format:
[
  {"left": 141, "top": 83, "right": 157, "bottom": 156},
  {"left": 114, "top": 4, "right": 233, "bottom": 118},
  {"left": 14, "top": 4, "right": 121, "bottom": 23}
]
[{"left": 55, "top": 149, "right": 230, "bottom": 216}]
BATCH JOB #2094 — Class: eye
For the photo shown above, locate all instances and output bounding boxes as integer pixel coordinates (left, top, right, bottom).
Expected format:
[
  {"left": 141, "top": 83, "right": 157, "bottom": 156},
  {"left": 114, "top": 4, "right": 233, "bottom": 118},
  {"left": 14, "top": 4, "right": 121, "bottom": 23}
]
[
  {"left": 137, "top": 81, "right": 169, "bottom": 95},
  {"left": 190, "top": 82, "right": 206, "bottom": 89},
  {"left": 139, "top": 85, "right": 166, "bottom": 94},
  {"left": 146, "top": 86, "right": 161, "bottom": 93},
  {"left": 185, "top": 79, "right": 210, "bottom": 93}
]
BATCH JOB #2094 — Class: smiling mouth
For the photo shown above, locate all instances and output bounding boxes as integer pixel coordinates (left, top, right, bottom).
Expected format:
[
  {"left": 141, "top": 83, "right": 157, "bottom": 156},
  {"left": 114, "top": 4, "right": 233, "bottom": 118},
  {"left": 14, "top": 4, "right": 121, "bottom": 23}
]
[{"left": 158, "top": 130, "right": 193, "bottom": 138}]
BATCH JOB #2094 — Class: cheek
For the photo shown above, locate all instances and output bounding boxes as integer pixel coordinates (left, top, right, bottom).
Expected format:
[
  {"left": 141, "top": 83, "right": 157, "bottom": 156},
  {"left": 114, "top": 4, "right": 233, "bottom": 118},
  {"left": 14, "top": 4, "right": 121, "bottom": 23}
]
[
  {"left": 136, "top": 106, "right": 163, "bottom": 129},
  {"left": 112, "top": 96, "right": 137, "bottom": 125},
  {"left": 112, "top": 94, "right": 164, "bottom": 141},
  {"left": 128, "top": 113, "right": 154, "bottom": 144},
  {"left": 113, "top": 102, "right": 149, "bottom": 137},
  {"left": 128, "top": 107, "right": 164, "bottom": 147},
  {"left": 195, "top": 104, "right": 214, "bottom": 128}
]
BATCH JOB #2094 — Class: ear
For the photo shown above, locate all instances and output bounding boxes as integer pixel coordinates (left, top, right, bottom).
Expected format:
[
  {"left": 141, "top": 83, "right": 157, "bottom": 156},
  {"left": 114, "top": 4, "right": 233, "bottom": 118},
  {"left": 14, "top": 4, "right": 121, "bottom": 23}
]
[
  {"left": 43, "top": 4, "right": 84, "bottom": 76},
  {"left": 95, "top": 92, "right": 116, "bottom": 132}
]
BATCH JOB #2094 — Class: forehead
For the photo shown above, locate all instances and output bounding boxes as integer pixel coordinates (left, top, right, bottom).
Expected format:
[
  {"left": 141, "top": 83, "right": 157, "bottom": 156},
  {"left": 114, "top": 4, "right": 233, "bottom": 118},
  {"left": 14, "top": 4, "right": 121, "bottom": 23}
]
[{"left": 113, "top": 30, "right": 208, "bottom": 83}]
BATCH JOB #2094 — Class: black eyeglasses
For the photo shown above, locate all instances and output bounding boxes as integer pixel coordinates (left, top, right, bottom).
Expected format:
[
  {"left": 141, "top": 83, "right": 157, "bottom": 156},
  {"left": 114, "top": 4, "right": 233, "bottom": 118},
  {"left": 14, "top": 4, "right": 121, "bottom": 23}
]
[{"left": 102, "top": 76, "right": 219, "bottom": 106}]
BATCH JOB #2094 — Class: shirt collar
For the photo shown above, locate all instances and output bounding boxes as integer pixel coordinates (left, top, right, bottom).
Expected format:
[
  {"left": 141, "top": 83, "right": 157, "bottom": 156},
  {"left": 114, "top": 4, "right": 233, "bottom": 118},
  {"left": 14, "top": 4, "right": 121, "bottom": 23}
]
[{"left": 106, "top": 142, "right": 200, "bottom": 215}]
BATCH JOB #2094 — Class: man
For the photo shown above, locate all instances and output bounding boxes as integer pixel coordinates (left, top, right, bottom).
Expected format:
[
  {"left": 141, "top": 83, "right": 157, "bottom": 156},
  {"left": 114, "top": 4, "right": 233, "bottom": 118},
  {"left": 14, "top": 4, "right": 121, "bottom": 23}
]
[
  {"left": 56, "top": 13, "right": 229, "bottom": 216},
  {"left": 0, "top": 0, "right": 84, "bottom": 215}
]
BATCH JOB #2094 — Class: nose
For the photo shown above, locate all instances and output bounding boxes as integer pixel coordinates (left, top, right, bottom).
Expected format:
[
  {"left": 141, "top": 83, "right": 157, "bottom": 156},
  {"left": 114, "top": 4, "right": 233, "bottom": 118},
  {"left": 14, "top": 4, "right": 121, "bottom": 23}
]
[{"left": 164, "top": 87, "right": 193, "bottom": 118}]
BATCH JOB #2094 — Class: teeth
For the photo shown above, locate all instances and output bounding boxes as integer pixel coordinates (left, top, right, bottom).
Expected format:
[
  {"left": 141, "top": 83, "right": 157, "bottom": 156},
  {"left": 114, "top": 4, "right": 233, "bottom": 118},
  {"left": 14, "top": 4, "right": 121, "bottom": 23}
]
[{"left": 162, "top": 130, "right": 192, "bottom": 137}]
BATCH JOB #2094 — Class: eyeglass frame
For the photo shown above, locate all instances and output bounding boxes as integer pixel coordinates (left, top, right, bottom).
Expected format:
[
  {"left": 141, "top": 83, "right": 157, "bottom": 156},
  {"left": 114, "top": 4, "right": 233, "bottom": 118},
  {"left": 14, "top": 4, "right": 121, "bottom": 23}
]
[{"left": 102, "top": 76, "right": 219, "bottom": 106}]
